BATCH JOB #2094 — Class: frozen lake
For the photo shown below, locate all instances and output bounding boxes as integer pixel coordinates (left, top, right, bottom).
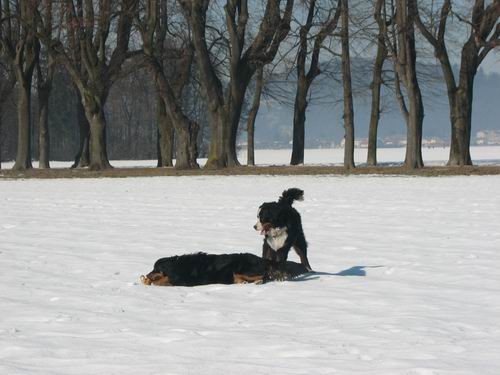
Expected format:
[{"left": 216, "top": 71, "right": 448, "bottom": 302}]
[{"left": 1, "top": 175, "right": 499, "bottom": 374}]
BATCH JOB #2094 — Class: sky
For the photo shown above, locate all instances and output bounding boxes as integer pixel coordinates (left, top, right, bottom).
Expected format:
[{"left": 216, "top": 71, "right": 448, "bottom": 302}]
[{"left": 481, "top": 50, "right": 500, "bottom": 75}]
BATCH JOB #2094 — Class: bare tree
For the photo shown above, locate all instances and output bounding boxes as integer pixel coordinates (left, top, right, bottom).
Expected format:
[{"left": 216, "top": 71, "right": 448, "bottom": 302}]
[
  {"left": 415, "top": 0, "right": 500, "bottom": 166},
  {"left": 290, "top": 0, "right": 341, "bottom": 165},
  {"left": 384, "top": 0, "right": 424, "bottom": 168},
  {"left": 71, "top": 90, "right": 90, "bottom": 168},
  {"left": 52, "top": 1, "right": 90, "bottom": 169},
  {"left": 179, "top": 0, "right": 294, "bottom": 168},
  {"left": 138, "top": 0, "right": 199, "bottom": 169},
  {"left": 0, "top": 56, "right": 15, "bottom": 169},
  {"left": 35, "top": 0, "right": 57, "bottom": 169},
  {"left": 155, "top": 93, "right": 174, "bottom": 167},
  {"left": 42, "top": 0, "right": 138, "bottom": 170},
  {"left": 340, "top": 0, "right": 355, "bottom": 169},
  {"left": 0, "top": 0, "right": 39, "bottom": 170},
  {"left": 367, "top": 0, "right": 388, "bottom": 166},
  {"left": 35, "top": 49, "right": 55, "bottom": 169},
  {"left": 246, "top": 65, "right": 263, "bottom": 166}
]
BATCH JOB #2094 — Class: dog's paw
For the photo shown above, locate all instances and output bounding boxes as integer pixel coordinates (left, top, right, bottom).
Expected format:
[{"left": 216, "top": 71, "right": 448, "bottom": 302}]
[
  {"left": 267, "top": 270, "right": 290, "bottom": 282},
  {"left": 277, "top": 273, "right": 290, "bottom": 282}
]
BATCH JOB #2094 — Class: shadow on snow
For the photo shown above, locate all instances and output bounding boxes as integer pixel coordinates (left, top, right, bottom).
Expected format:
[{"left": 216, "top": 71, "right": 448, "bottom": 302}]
[{"left": 291, "top": 265, "right": 383, "bottom": 281}]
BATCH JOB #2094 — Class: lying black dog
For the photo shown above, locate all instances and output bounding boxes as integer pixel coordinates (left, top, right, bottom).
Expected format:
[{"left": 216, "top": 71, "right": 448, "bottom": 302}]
[
  {"left": 254, "top": 188, "right": 312, "bottom": 271},
  {"left": 140, "top": 252, "right": 310, "bottom": 286}
]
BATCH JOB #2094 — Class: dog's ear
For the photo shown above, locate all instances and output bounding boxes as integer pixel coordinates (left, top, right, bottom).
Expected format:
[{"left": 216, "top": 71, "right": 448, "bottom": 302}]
[
  {"left": 258, "top": 204, "right": 271, "bottom": 223},
  {"left": 263, "top": 223, "right": 273, "bottom": 232},
  {"left": 146, "top": 271, "right": 165, "bottom": 281}
]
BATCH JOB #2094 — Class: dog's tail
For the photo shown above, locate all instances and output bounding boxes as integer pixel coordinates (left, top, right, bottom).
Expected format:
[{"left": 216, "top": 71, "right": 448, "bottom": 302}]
[{"left": 279, "top": 188, "right": 304, "bottom": 206}]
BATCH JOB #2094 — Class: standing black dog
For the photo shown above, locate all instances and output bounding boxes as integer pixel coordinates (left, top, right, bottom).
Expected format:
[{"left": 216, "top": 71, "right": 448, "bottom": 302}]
[{"left": 254, "top": 188, "right": 312, "bottom": 271}]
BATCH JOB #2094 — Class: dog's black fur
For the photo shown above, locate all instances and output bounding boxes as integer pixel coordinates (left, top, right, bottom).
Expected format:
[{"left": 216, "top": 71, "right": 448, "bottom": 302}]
[
  {"left": 141, "top": 252, "right": 310, "bottom": 287},
  {"left": 254, "top": 188, "right": 312, "bottom": 271}
]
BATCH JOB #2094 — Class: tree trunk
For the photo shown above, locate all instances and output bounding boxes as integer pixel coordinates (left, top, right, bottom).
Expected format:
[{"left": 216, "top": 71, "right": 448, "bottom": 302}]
[
  {"left": 0, "top": 110, "right": 3, "bottom": 170},
  {"left": 367, "top": 0, "right": 387, "bottom": 166},
  {"left": 367, "top": 66, "right": 381, "bottom": 166},
  {"left": 205, "top": 111, "right": 222, "bottom": 169},
  {"left": 188, "top": 121, "right": 199, "bottom": 168},
  {"left": 405, "top": 79, "right": 424, "bottom": 168},
  {"left": 449, "top": 87, "right": 473, "bottom": 166},
  {"left": 146, "top": 57, "right": 199, "bottom": 170},
  {"left": 395, "top": 0, "right": 423, "bottom": 169},
  {"left": 227, "top": 68, "right": 254, "bottom": 167},
  {"left": 341, "top": 0, "right": 355, "bottom": 170},
  {"left": 173, "top": 121, "right": 199, "bottom": 169},
  {"left": 217, "top": 72, "right": 253, "bottom": 169},
  {"left": 291, "top": 80, "right": 309, "bottom": 165},
  {"left": 175, "top": 126, "right": 191, "bottom": 169},
  {"left": 448, "top": 41, "right": 477, "bottom": 166},
  {"left": 0, "top": 102, "right": 6, "bottom": 170},
  {"left": 38, "top": 86, "right": 50, "bottom": 169},
  {"left": 12, "top": 78, "right": 33, "bottom": 170},
  {"left": 291, "top": 9, "right": 311, "bottom": 167},
  {"left": 436, "top": 48, "right": 469, "bottom": 166},
  {"left": 227, "top": 93, "right": 245, "bottom": 167},
  {"left": 393, "top": 68, "right": 410, "bottom": 127},
  {"left": 156, "top": 94, "right": 174, "bottom": 167},
  {"left": 205, "top": 108, "right": 232, "bottom": 169},
  {"left": 403, "top": 6, "right": 424, "bottom": 169},
  {"left": 247, "top": 66, "right": 264, "bottom": 166},
  {"left": 0, "top": 84, "right": 15, "bottom": 170},
  {"left": 187, "top": 3, "right": 228, "bottom": 170},
  {"left": 83, "top": 95, "right": 112, "bottom": 170},
  {"left": 72, "top": 94, "right": 90, "bottom": 168}
]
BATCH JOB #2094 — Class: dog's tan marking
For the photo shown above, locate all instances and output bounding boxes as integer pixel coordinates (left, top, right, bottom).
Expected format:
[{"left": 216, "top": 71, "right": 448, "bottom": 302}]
[
  {"left": 233, "top": 273, "right": 264, "bottom": 284},
  {"left": 140, "top": 275, "right": 152, "bottom": 285},
  {"left": 141, "top": 272, "right": 172, "bottom": 286}
]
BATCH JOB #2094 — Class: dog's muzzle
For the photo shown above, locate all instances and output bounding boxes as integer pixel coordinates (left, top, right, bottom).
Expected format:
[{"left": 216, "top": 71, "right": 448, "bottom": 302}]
[
  {"left": 255, "top": 222, "right": 273, "bottom": 235},
  {"left": 254, "top": 221, "right": 263, "bottom": 231}
]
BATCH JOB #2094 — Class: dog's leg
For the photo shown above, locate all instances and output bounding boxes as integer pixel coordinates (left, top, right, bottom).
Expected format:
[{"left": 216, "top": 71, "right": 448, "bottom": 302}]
[
  {"left": 262, "top": 241, "right": 277, "bottom": 261},
  {"left": 275, "top": 238, "right": 295, "bottom": 264},
  {"left": 233, "top": 273, "right": 264, "bottom": 284},
  {"left": 293, "top": 236, "right": 313, "bottom": 271},
  {"left": 264, "top": 260, "right": 290, "bottom": 282}
]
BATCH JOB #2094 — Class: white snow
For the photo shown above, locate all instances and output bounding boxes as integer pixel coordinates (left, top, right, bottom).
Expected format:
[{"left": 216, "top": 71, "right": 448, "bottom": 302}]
[{"left": 1, "top": 175, "right": 500, "bottom": 374}]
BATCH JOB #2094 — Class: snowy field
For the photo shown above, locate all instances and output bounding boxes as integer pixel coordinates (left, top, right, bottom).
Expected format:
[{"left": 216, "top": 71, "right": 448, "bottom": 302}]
[
  {"left": 1, "top": 175, "right": 500, "bottom": 374},
  {"left": 2, "top": 145, "right": 500, "bottom": 169}
]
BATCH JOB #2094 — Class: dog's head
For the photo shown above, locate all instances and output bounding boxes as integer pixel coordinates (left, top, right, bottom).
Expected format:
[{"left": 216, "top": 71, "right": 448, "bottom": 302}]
[
  {"left": 254, "top": 189, "right": 304, "bottom": 235},
  {"left": 254, "top": 202, "right": 282, "bottom": 235},
  {"left": 140, "top": 271, "right": 171, "bottom": 286}
]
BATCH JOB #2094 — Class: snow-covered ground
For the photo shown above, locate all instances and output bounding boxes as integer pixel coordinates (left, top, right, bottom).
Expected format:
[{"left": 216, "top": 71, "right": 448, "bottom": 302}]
[
  {"left": 2, "top": 145, "right": 500, "bottom": 169},
  {"left": 1, "top": 176, "right": 500, "bottom": 374}
]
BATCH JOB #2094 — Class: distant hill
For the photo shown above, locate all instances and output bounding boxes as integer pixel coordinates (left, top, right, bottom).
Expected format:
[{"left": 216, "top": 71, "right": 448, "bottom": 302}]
[{"left": 252, "top": 64, "right": 500, "bottom": 148}]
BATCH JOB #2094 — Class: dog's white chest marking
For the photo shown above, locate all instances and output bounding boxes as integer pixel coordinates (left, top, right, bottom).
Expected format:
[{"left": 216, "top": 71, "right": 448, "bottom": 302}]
[{"left": 266, "top": 228, "right": 288, "bottom": 250}]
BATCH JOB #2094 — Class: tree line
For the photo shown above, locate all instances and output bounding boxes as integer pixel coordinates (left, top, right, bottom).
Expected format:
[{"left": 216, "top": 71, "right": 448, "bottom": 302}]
[{"left": 0, "top": 0, "right": 498, "bottom": 170}]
